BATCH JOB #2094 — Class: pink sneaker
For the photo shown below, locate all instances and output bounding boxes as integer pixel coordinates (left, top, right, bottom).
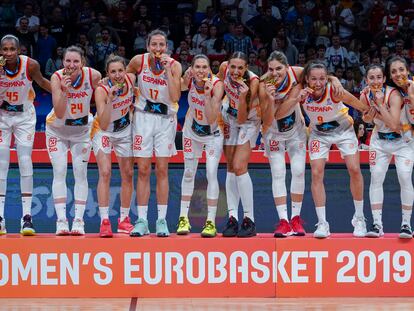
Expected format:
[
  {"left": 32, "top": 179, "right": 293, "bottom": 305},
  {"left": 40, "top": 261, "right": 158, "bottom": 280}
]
[
  {"left": 118, "top": 216, "right": 134, "bottom": 234},
  {"left": 273, "top": 219, "right": 293, "bottom": 238}
]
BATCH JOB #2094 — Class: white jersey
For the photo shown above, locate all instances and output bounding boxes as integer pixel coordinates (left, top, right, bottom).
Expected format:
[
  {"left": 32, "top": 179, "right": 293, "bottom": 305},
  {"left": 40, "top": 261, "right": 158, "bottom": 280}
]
[
  {"left": 398, "top": 80, "right": 414, "bottom": 126},
  {"left": 92, "top": 74, "right": 134, "bottom": 135},
  {"left": 184, "top": 75, "right": 222, "bottom": 137},
  {"left": 222, "top": 65, "right": 260, "bottom": 121},
  {"left": 265, "top": 66, "right": 305, "bottom": 140},
  {"left": 303, "top": 83, "right": 351, "bottom": 131},
  {"left": 0, "top": 55, "right": 35, "bottom": 111},
  {"left": 46, "top": 67, "right": 94, "bottom": 136},
  {"left": 135, "top": 53, "right": 178, "bottom": 114}
]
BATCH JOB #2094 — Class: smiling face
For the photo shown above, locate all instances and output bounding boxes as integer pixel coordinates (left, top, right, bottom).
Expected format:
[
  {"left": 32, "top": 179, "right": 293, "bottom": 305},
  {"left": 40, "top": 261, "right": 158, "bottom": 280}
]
[
  {"left": 107, "top": 61, "right": 126, "bottom": 85},
  {"left": 63, "top": 51, "right": 83, "bottom": 76},
  {"left": 228, "top": 58, "right": 247, "bottom": 81},
  {"left": 147, "top": 34, "right": 167, "bottom": 57},
  {"left": 390, "top": 60, "right": 409, "bottom": 87},
  {"left": 365, "top": 67, "right": 385, "bottom": 91},
  {"left": 192, "top": 58, "right": 210, "bottom": 82},
  {"left": 267, "top": 59, "right": 287, "bottom": 84},
  {"left": 0, "top": 39, "right": 19, "bottom": 64},
  {"left": 306, "top": 68, "right": 327, "bottom": 95}
]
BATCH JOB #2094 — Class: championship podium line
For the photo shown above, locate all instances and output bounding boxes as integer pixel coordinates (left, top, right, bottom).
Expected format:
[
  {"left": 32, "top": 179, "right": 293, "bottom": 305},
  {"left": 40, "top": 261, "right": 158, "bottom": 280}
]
[
  {"left": 0, "top": 233, "right": 412, "bottom": 298},
  {"left": 10, "top": 150, "right": 372, "bottom": 164}
]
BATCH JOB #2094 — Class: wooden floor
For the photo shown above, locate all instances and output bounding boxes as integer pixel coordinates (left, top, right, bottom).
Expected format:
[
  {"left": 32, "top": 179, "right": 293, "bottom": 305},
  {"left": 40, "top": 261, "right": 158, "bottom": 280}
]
[{"left": 1, "top": 298, "right": 414, "bottom": 311}]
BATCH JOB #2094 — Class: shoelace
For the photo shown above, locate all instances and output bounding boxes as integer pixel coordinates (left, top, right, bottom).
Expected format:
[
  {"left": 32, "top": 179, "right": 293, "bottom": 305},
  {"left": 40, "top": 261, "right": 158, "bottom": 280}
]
[
  {"left": 178, "top": 218, "right": 187, "bottom": 227},
  {"left": 205, "top": 221, "right": 214, "bottom": 230}
]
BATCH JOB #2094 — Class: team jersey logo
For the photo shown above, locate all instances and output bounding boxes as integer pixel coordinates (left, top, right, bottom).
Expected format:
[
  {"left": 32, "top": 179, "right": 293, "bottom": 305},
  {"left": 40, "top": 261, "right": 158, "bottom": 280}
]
[{"left": 310, "top": 140, "right": 320, "bottom": 153}]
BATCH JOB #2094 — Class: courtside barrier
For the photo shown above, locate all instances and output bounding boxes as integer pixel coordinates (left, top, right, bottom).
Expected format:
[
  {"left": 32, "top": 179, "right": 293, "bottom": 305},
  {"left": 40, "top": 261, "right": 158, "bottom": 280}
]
[{"left": 0, "top": 234, "right": 412, "bottom": 297}]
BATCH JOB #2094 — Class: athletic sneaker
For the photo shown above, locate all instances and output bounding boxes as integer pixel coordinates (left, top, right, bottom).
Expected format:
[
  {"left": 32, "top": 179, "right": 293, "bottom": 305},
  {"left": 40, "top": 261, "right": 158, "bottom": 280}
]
[
  {"left": 313, "top": 221, "right": 330, "bottom": 238},
  {"left": 0, "top": 216, "right": 6, "bottom": 235},
  {"left": 237, "top": 217, "right": 256, "bottom": 238},
  {"left": 118, "top": 216, "right": 134, "bottom": 234},
  {"left": 274, "top": 219, "right": 293, "bottom": 238},
  {"left": 366, "top": 223, "right": 384, "bottom": 238},
  {"left": 100, "top": 219, "right": 113, "bottom": 238},
  {"left": 351, "top": 215, "right": 367, "bottom": 237},
  {"left": 222, "top": 216, "right": 239, "bottom": 237},
  {"left": 56, "top": 219, "right": 70, "bottom": 236},
  {"left": 399, "top": 224, "right": 412, "bottom": 239},
  {"left": 71, "top": 218, "right": 85, "bottom": 236},
  {"left": 201, "top": 220, "right": 217, "bottom": 238},
  {"left": 20, "top": 214, "right": 36, "bottom": 236},
  {"left": 156, "top": 218, "right": 170, "bottom": 237},
  {"left": 130, "top": 218, "right": 150, "bottom": 237},
  {"left": 176, "top": 216, "right": 191, "bottom": 235},
  {"left": 290, "top": 215, "right": 306, "bottom": 236}
]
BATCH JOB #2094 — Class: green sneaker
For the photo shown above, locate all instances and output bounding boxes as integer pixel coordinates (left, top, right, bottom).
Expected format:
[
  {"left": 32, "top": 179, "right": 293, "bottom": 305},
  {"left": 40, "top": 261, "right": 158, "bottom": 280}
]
[
  {"left": 130, "top": 218, "right": 150, "bottom": 237},
  {"left": 201, "top": 220, "right": 217, "bottom": 238},
  {"left": 176, "top": 216, "right": 191, "bottom": 235},
  {"left": 156, "top": 218, "right": 170, "bottom": 237}
]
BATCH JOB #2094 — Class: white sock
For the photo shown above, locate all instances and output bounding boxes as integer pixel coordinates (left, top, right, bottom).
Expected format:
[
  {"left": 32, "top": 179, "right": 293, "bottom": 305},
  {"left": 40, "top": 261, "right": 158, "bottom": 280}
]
[
  {"left": 74, "top": 204, "right": 85, "bottom": 219},
  {"left": 0, "top": 196, "right": 5, "bottom": 218},
  {"left": 226, "top": 172, "right": 239, "bottom": 220},
  {"left": 315, "top": 206, "right": 326, "bottom": 223},
  {"left": 236, "top": 172, "right": 254, "bottom": 221},
  {"left": 291, "top": 201, "right": 302, "bottom": 218},
  {"left": 55, "top": 203, "right": 66, "bottom": 221},
  {"left": 207, "top": 205, "right": 217, "bottom": 222},
  {"left": 354, "top": 200, "right": 364, "bottom": 218},
  {"left": 22, "top": 196, "right": 32, "bottom": 216},
  {"left": 276, "top": 204, "right": 288, "bottom": 221},
  {"left": 157, "top": 204, "right": 167, "bottom": 220},
  {"left": 120, "top": 207, "right": 130, "bottom": 221},
  {"left": 372, "top": 209, "right": 382, "bottom": 226},
  {"left": 402, "top": 209, "right": 412, "bottom": 226},
  {"left": 99, "top": 206, "right": 109, "bottom": 222},
  {"left": 180, "top": 200, "right": 190, "bottom": 217},
  {"left": 137, "top": 205, "right": 148, "bottom": 220}
]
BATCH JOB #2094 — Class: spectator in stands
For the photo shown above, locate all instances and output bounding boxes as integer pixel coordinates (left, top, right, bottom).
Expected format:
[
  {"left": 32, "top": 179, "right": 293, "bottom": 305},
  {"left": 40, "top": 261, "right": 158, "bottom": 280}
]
[
  {"left": 201, "top": 5, "right": 219, "bottom": 26},
  {"left": 35, "top": 25, "right": 57, "bottom": 73},
  {"left": 211, "top": 59, "right": 220, "bottom": 74},
  {"left": 48, "top": 6, "right": 68, "bottom": 48},
  {"left": 133, "top": 23, "right": 147, "bottom": 55},
  {"left": 88, "top": 13, "right": 120, "bottom": 46},
  {"left": 225, "top": 22, "right": 253, "bottom": 55},
  {"left": 353, "top": 119, "right": 370, "bottom": 150},
  {"left": 172, "top": 13, "right": 195, "bottom": 45},
  {"left": 399, "top": 16, "right": 414, "bottom": 43},
  {"left": 313, "top": 8, "right": 333, "bottom": 48},
  {"left": 77, "top": 33, "right": 94, "bottom": 65},
  {"left": 247, "top": 51, "right": 261, "bottom": 76},
  {"left": 15, "top": 2, "right": 39, "bottom": 34},
  {"left": 76, "top": 1, "right": 95, "bottom": 33},
  {"left": 315, "top": 44, "right": 327, "bottom": 66},
  {"left": 112, "top": 11, "right": 132, "bottom": 53},
  {"left": 93, "top": 28, "right": 117, "bottom": 73},
  {"left": 192, "top": 23, "right": 209, "bottom": 55},
  {"left": 201, "top": 25, "right": 219, "bottom": 56},
  {"left": 343, "top": 68, "right": 359, "bottom": 94},
  {"left": 238, "top": 0, "right": 260, "bottom": 27},
  {"left": 45, "top": 46, "right": 63, "bottom": 78},
  {"left": 257, "top": 47, "right": 268, "bottom": 74},
  {"left": 296, "top": 51, "right": 306, "bottom": 67},
  {"left": 382, "top": 3, "right": 402, "bottom": 40},
  {"left": 338, "top": 2, "right": 362, "bottom": 44},
  {"left": 394, "top": 39, "right": 405, "bottom": 57},
  {"left": 132, "top": 4, "right": 152, "bottom": 31},
  {"left": 380, "top": 45, "right": 390, "bottom": 66},
  {"left": 289, "top": 17, "right": 309, "bottom": 52},
  {"left": 175, "top": 40, "right": 190, "bottom": 55},
  {"left": 210, "top": 37, "right": 227, "bottom": 57},
  {"left": 325, "top": 34, "right": 349, "bottom": 73},
  {"left": 15, "top": 17, "right": 35, "bottom": 57},
  {"left": 286, "top": 1, "right": 313, "bottom": 31},
  {"left": 179, "top": 50, "right": 191, "bottom": 74},
  {"left": 272, "top": 30, "right": 298, "bottom": 65},
  {"left": 248, "top": 6, "right": 280, "bottom": 46},
  {"left": 216, "top": 7, "right": 233, "bottom": 37}
]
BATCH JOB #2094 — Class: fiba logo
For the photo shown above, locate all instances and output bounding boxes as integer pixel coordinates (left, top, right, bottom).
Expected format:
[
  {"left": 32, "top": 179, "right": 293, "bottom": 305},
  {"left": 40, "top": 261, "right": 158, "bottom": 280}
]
[
  {"left": 310, "top": 140, "right": 320, "bottom": 153},
  {"left": 102, "top": 136, "right": 110, "bottom": 148},
  {"left": 269, "top": 140, "right": 279, "bottom": 152},
  {"left": 48, "top": 137, "right": 58, "bottom": 152},
  {"left": 133, "top": 135, "right": 143, "bottom": 150},
  {"left": 184, "top": 138, "right": 192, "bottom": 153}
]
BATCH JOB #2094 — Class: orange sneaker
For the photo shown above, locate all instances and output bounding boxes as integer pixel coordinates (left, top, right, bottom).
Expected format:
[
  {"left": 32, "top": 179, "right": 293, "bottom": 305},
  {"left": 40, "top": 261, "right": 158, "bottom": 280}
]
[
  {"left": 118, "top": 216, "right": 134, "bottom": 234},
  {"left": 100, "top": 219, "right": 113, "bottom": 238}
]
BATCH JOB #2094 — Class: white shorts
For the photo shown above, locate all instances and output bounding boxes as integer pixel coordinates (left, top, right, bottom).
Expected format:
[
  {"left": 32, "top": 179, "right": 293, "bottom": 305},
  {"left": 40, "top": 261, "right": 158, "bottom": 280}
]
[
  {"left": 92, "top": 125, "right": 132, "bottom": 158},
  {"left": 182, "top": 126, "right": 223, "bottom": 159},
  {"left": 0, "top": 105, "right": 36, "bottom": 148},
  {"left": 132, "top": 110, "right": 177, "bottom": 157},
  {"left": 369, "top": 133, "right": 414, "bottom": 173},
  {"left": 309, "top": 124, "right": 358, "bottom": 161},
  {"left": 264, "top": 127, "right": 307, "bottom": 159},
  {"left": 46, "top": 132, "right": 91, "bottom": 164},
  {"left": 222, "top": 111, "right": 260, "bottom": 148}
]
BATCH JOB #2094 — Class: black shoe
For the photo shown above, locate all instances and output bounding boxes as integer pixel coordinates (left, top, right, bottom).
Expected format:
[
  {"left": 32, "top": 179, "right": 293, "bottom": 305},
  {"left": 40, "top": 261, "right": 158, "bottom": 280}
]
[
  {"left": 222, "top": 216, "right": 239, "bottom": 237},
  {"left": 237, "top": 217, "right": 256, "bottom": 238},
  {"left": 20, "top": 214, "right": 36, "bottom": 236},
  {"left": 399, "top": 224, "right": 412, "bottom": 239}
]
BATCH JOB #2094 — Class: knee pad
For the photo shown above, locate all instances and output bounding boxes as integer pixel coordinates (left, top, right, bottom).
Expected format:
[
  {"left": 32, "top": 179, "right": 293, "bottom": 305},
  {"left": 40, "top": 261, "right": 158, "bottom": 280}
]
[
  {"left": 269, "top": 157, "right": 287, "bottom": 198},
  {"left": 16, "top": 145, "right": 33, "bottom": 177},
  {"left": 397, "top": 170, "right": 414, "bottom": 206},
  {"left": 20, "top": 176, "right": 33, "bottom": 194},
  {"left": 181, "top": 158, "right": 198, "bottom": 196},
  {"left": 206, "top": 157, "right": 219, "bottom": 200},
  {"left": 0, "top": 148, "right": 10, "bottom": 180},
  {"left": 369, "top": 169, "right": 387, "bottom": 205},
  {"left": 290, "top": 159, "right": 305, "bottom": 195},
  {"left": 73, "top": 158, "right": 89, "bottom": 202}
]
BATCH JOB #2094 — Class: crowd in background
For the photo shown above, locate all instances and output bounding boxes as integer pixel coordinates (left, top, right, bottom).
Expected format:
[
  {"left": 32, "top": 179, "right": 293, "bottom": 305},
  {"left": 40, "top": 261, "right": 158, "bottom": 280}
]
[{"left": 1, "top": 0, "right": 413, "bottom": 147}]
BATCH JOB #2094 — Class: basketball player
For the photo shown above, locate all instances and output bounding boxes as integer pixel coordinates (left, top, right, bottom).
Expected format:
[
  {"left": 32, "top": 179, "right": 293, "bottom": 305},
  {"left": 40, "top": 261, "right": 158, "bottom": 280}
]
[
  {"left": 0, "top": 35, "right": 51, "bottom": 235},
  {"left": 176, "top": 54, "right": 224, "bottom": 237},
  {"left": 278, "top": 61, "right": 368, "bottom": 238},
  {"left": 127, "top": 29, "right": 182, "bottom": 237},
  {"left": 47, "top": 46, "right": 101, "bottom": 235},
  {"left": 218, "top": 52, "right": 260, "bottom": 238},
  {"left": 362, "top": 62, "right": 414, "bottom": 238},
  {"left": 92, "top": 55, "right": 135, "bottom": 238}
]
